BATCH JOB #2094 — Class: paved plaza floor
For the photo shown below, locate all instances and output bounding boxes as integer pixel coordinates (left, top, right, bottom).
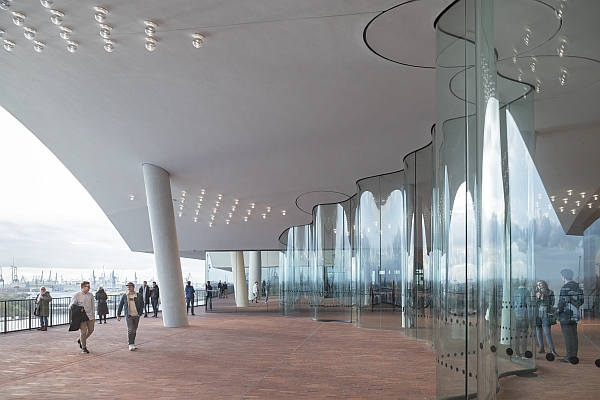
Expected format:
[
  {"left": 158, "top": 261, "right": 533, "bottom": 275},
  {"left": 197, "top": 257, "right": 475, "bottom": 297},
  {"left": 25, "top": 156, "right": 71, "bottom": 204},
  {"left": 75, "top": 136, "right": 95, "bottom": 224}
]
[{"left": 1, "top": 305, "right": 599, "bottom": 399}]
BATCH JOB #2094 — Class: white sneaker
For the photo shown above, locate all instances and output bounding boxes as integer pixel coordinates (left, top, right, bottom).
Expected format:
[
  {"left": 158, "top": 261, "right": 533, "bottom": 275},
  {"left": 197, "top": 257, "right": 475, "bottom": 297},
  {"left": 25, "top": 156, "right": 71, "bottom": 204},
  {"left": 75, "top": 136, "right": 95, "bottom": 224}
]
[
  {"left": 129, "top": 345, "right": 135, "bottom": 351},
  {"left": 132, "top": 344, "right": 138, "bottom": 350}
]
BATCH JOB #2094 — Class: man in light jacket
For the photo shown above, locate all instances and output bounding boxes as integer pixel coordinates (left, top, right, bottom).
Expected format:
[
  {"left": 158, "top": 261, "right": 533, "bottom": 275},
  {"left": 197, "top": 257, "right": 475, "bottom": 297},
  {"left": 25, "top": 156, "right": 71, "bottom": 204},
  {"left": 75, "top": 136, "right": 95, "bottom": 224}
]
[
  {"left": 70, "top": 281, "right": 95, "bottom": 354},
  {"left": 118, "top": 282, "right": 145, "bottom": 351}
]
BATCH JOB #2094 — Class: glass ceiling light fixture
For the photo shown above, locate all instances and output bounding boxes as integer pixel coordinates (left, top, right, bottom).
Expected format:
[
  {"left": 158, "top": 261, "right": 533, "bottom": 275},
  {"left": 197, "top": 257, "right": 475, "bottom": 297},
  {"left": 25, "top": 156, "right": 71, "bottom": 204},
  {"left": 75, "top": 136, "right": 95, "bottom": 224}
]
[
  {"left": 217, "top": 194, "right": 222, "bottom": 200},
  {"left": 33, "top": 40, "right": 44, "bottom": 52},
  {"left": 234, "top": 199, "right": 239, "bottom": 204},
  {"left": 144, "top": 21, "right": 157, "bottom": 37},
  {"left": 12, "top": 12, "right": 25, "bottom": 26},
  {"left": 250, "top": 203, "right": 255, "bottom": 209},
  {"left": 536, "top": 78, "right": 541, "bottom": 93},
  {"left": 563, "top": 198, "right": 568, "bottom": 204},
  {"left": 595, "top": 195, "right": 599, "bottom": 201},
  {"left": 201, "top": 189, "right": 206, "bottom": 194},
  {"left": 50, "top": 10, "right": 64, "bottom": 25},
  {"left": 567, "top": 189, "right": 573, "bottom": 195},
  {"left": 0, "top": 29, "right": 3, "bottom": 39},
  {"left": 226, "top": 220, "right": 230, "bottom": 224},
  {"left": 560, "top": 68, "right": 569, "bottom": 86},
  {"left": 556, "top": 0, "right": 568, "bottom": 20},
  {"left": 145, "top": 37, "right": 156, "bottom": 51},
  {"left": 557, "top": 36, "right": 569, "bottom": 57},
  {"left": 103, "top": 39, "right": 115, "bottom": 52},
  {"left": 231, "top": 206, "right": 236, "bottom": 211},
  {"left": 244, "top": 217, "right": 248, "bottom": 222},
  {"left": 100, "top": 24, "right": 112, "bottom": 39},
  {"left": 266, "top": 207, "right": 271, "bottom": 212},
  {"left": 559, "top": 207, "right": 564, "bottom": 212},
  {"left": 94, "top": 6, "right": 108, "bottom": 23},
  {"left": 24, "top": 27, "right": 35, "bottom": 40},
  {"left": 59, "top": 27, "right": 72, "bottom": 40},
  {"left": 192, "top": 33, "right": 204, "bottom": 48},
  {"left": 282, "top": 210, "right": 286, "bottom": 215},
  {"left": 40, "top": 0, "right": 53, "bottom": 8},
  {"left": 575, "top": 201, "right": 581, "bottom": 207},
  {"left": 262, "top": 214, "right": 266, "bottom": 219},
  {"left": 130, "top": 195, "right": 135, "bottom": 201},
  {"left": 0, "top": 1, "right": 11, "bottom": 11},
  {"left": 530, "top": 56, "right": 537, "bottom": 72},
  {"left": 3, "top": 39, "right": 15, "bottom": 51},
  {"left": 550, "top": 196, "right": 555, "bottom": 201},
  {"left": 581, "top": 192, "right": 586, "bottom": 198},
  {"left": 524, "top": 26, "right": 531, "bottom": 46},
  {"left": 67, "top": 40, "right": 78, "bottom": 53}
]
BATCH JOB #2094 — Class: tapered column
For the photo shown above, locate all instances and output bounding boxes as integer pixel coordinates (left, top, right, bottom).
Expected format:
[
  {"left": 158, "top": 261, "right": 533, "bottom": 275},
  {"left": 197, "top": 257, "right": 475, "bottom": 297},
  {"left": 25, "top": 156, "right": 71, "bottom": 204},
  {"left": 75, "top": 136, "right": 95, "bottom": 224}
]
[
  {"left": 230, "top": 251, "right": 248, "bottom": 307},
  {"left": 249, "top": 251, "right": 262, "bottom": 301},
  {"left": 143, "top": 163, "right": 188, "bottom": 328}
]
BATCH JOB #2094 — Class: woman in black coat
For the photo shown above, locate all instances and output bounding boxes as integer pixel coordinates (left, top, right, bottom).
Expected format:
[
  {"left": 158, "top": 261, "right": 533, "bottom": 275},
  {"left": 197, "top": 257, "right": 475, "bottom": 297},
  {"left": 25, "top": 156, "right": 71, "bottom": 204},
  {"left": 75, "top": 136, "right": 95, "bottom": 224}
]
[{"left": 95, "top": 287, "right": 109, "bottom": 323}]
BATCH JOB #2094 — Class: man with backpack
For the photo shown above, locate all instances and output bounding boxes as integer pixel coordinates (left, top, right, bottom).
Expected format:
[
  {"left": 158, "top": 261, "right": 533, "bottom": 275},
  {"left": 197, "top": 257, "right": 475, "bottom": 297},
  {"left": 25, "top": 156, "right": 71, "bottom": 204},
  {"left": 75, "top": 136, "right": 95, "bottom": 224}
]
[{"left": 557, "top": 269, "right": 584, "bottom": 363}]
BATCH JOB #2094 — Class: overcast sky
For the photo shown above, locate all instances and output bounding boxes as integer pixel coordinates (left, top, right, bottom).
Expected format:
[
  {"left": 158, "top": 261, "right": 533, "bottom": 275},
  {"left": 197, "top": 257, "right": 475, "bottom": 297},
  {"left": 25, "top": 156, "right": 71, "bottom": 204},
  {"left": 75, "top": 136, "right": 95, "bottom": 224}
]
[{"left": 0, "top": 106, "right": 205, "bottom": 286}]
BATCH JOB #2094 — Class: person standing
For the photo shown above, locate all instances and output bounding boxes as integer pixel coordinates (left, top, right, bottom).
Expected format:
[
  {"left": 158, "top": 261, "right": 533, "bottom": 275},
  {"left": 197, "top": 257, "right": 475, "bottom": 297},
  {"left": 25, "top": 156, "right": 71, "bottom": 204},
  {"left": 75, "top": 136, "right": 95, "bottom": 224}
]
[
  {"left": 264, "top": 281, "right": 270, "bottom": 303},
  {"left": 95, "top": 286, "right": 109, "bottom": 324},
  {"left": 222, "top": 281, "right": 228, "bottom": 298},
  {"left": 117, "top": 282, "right": 145, "bottom": 351},
  {"left": 185, "top": 281, "right": 195, "bottom": 315},
  {"left": 35, "top": 287, "right": 52, "bottom": 331},
  {"left": 150, "top": 281, "right": 160, "bottom": 317},
  {"left": 252, "top": 281, "right": 259, "bottom": 303},
  {"left": 217, "top": 280, "right": 223, "bottom": 298},
  {"left": 534, "top": 280, "right": 558, "bottom": 356},
  {"left": 512, "top": 280, "right": 531, "bottom": 358},
  {"left": 205, "top": 281, "right": 213, "bottom": 311},
  {"left": 557, "top": 269, "right": 584, "bottom": 363},
  {"left": 139, "top": 281, "right": 151, "bottom": 317},
  {"left": 70, "top": 281, "right": 95, "bottom": 354}
]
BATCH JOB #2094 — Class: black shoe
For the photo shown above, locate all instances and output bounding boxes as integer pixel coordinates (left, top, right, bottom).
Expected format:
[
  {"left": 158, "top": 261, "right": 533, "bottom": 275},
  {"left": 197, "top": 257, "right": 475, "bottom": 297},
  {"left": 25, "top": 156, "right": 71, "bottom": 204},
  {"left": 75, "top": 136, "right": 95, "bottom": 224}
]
[
  {"left": 539, "top": 347, "right": 545, "bottom": 354},
  {"left": 191, "top": 313, "right": 195, "bottom": 315},
  {"left": 77, "top": 339, "right": 82, "bottom": 349},
  {"left": 144, "top": 314, "right": 147, "bottom": 318},
  {"left": 551, "top": 349, "right": 559, "bottom": 356},
  {"left": 559, "top": 357, "right": 570, "bottom": 363},
  {"left": 81, "top": 348, "right": 89, "bottom": 354}
]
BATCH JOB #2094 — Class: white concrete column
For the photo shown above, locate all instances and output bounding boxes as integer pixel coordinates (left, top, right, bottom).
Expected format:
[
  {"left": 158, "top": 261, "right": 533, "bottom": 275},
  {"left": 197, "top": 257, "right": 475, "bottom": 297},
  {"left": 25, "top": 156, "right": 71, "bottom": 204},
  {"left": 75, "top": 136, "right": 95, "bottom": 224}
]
[
  {"left": 230, "top": 251, "right": 248, "bottom": 307},
  {"left": 143, "top": 163, "right": 188, "bottom": 328},
  {"left": 249, "top": 251, "right": 262, "bottom": 301}
]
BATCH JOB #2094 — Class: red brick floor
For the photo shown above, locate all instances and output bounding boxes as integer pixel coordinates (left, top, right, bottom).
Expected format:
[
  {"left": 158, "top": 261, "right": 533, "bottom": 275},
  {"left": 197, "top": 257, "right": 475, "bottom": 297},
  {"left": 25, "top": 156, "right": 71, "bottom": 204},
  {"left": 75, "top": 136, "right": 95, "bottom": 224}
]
[{"left": 0, "top": 311, "right": 435, "bottom": 399}]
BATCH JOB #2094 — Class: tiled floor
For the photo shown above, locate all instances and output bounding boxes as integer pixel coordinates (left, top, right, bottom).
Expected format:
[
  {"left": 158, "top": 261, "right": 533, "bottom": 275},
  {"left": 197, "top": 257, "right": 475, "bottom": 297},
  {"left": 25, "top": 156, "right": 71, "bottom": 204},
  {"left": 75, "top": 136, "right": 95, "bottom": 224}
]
[
  {"left": 1, "top": 308, "right": 599, "bottom": 399},
  {"left": 0, "top": 310, "right": 435, "bottom": 399}
]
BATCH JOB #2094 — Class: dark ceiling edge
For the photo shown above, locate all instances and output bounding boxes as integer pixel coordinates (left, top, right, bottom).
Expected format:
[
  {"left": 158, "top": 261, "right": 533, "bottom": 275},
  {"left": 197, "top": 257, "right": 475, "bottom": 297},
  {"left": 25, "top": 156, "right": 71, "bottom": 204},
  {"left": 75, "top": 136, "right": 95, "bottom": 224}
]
[{"left": 363, "top": 0, "right": 436, "bottom": 69}]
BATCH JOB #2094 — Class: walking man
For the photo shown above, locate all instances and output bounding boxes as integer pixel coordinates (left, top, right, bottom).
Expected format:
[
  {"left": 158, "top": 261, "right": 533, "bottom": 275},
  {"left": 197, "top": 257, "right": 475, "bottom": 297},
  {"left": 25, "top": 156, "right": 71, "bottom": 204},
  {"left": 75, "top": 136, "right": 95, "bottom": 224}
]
[
  {"left": 557, "top": 269, "right": 584, "bottom": 363},
  {"left": 118, "top": 282, "right": 145, "bottom": 351},
  {"left": 206, "top": 281, "right": 213, "bottom": 311},
  {"left": 70, "top": 281, "right": 95, "bottom": 354},
  {"left": 139, "top": 280, "right": 151, "bottom": 317},
  {"left": 252, "top": 281, "right": 259, "bottom": 303},
  {"left": 264, "top": 281, "right": 270, "bottom": 303},
  {"left": 185, "top": 281, "right": 196, "bottom": 315},
  {"left": 150, "top": 281, "right": 160, "bottom": 317},
  {"left": 217, "top": 280, "right": 223, "bottom": 298}
]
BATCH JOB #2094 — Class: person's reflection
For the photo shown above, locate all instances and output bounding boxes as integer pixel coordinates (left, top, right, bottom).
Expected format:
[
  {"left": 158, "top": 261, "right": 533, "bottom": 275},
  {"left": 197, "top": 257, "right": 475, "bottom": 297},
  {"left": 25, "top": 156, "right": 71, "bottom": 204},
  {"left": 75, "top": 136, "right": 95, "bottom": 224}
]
[{"left": 512, "top": 279, "right": 531, "bottom": 358}]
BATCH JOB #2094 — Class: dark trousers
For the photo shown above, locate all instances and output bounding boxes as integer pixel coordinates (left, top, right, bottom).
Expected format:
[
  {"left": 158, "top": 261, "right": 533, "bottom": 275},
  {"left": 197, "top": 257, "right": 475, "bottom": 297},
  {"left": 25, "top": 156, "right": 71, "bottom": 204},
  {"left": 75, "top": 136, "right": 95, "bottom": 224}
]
[
  {"left": 186, "top": 298, "right": 194, "bottom": 314},
  {"left": 561, "top": 323, "right": 578, "bottom": 358},
  {"left": 126, "top": 315, "right": 140, "bottom": 345},
  {"left": 205, "top": 296, "right": 212, "bottom": 311},
  {"left": 151, "top": 298, "right": 159, "bottom": 316},
  {"left": 144, "top": 302, "right": 150, "bottom": 316}
]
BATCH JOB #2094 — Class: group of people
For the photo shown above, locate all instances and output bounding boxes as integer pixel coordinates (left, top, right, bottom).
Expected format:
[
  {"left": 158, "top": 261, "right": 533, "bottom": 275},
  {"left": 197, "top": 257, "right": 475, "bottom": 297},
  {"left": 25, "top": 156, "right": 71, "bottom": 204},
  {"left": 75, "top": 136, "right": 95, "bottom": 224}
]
[
  {"left": 68, "top": 280, "right": 160, "bottom": 353},
  {"left": 512, "top": 268, "right": 584, "bottom": 363},
  {"left": 217, "top": 280, "right": 228, "bottom": 298}
]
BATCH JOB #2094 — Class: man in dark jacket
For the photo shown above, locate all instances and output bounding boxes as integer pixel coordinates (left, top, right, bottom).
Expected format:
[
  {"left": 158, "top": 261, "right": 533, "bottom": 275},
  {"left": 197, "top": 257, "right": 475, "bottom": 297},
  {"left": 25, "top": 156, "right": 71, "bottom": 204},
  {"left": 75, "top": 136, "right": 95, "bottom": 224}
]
[
  {"left": 185, "top": 281, "right": 195, "bottom": 315},
  {"left": 557, "top": 269, "right": 584, "bottom": 363},
  {"left": 139, "top": 281, "right": 151, "bottom": 317},
  {"left": 118, "top": 282, "right": 145, "bottom": 351},
  {"left": 150, "top": 281, "right": 160, "bottom": 318}
]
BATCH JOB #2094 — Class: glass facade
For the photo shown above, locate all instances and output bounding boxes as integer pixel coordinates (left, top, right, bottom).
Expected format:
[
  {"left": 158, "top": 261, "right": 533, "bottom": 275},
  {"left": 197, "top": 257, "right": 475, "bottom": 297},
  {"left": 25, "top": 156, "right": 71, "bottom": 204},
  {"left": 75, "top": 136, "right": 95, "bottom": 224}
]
[{"left": 279, "top": 0, "right": 600, "bottom": 398}]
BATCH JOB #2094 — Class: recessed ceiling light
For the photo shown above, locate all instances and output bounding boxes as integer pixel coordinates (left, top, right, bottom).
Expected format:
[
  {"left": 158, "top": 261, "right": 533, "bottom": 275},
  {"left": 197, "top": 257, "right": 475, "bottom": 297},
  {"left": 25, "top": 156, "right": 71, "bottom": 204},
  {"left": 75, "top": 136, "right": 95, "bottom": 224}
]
[
  {"left": 266, "top": 207, "right": 271, "bottom": 212},
  {"left": 24, "top": 28, "right": 36, "bottom": 40},
  {"left": 192, "top": 33, "right": 204, "bottom": 48},
  {"left": 226, "top": 220, "right": 230, "bottom": 224},
  {"left": 103, "top": 39, "right": 115, "bottom": 52},
  {"left": 262, "top": 214, "right": 266, "bottom": 219},
  {"left": 217, "top": 194, "right": 222, "bottom": 200},
  {"left": 144, "top": 21, "right": 157, "bottom": 37},
  {"left": 244, "top": 217, "right": 248, "bottom": 222},
  {"left": 0, "top": 29, "right": 4, "bottom": 39},
  {"left": 40, "top": 0, "right": 53, "bottom": 8},
  {"left": 250, "top": 203, "right": 255, "bottom": 209},
  {"left": 247, "top": 210, "right": 251, "bottom": 215},
  {"left": 145, "top": 38, "right": 157, "bottom": 51},
  {"left": 234, "top": 199, "right": 239, "bottom": 204},
  {"left": 210, "top": 215, "right": 215, "bottom": 220},
  {"left": 94, "top": 6, "right": 108, "bottom": 23},
  {"left": 12, "top": 12, "right": 25, "bottom": 26},
  {"left": 194, "top": 217, "right": 198, "bottom": 222},
  {"left": 0, "top": 1, "right": 11, "bottom": 11},
  {"left": 231, "top": 206, "right": 236, "bottom": 211},
  {"left": 282, "top": 210, "right": 286, "bottom": 215},
  {"left": 100, "top": 24, "right": 112, "bottom": 38},
  {"left": 67, "top": 40, "right": 78, "bottom": 53},
  {"left": 3, "top": 39, "right": 15, "bottom": 51},
  {"left": 178, "top": 212, "right": 183, "bottom": 217},
  {"left": 59, "top": 27, "right": 72, "bottom": 40},
  {"left": 50, "top": 10, "right": 64, "bottom": 25},
  {"left": 130, "top": 195, "right": 135, "bottom": 201},
  {"left": 33, "top": 41, "right": 45, "bottom": 52},
  {"left": 209, "top": 222, "right": 213, "bottom": 227}
]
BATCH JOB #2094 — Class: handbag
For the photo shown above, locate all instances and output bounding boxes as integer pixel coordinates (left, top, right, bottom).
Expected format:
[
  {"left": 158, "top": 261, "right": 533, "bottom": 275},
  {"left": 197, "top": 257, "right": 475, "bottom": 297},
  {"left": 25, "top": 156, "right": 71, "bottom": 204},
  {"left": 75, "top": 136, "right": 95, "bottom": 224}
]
[
  {"left": 33, "top": 304, "right": 40, "bottom": 316},
  {"left": 547, "top": 312, "right": 557, "bottom": 325}
]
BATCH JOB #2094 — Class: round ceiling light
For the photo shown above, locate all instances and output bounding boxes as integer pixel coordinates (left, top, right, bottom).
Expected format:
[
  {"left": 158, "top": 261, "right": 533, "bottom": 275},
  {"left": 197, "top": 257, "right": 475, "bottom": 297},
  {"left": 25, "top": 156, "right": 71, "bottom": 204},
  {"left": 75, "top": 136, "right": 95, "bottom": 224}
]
[
  {"left": 50, "top": 10, "right": 64, "bottom": 25},
  {"left": 192, "top": 33, "right": 204, "bottom": 48},
  {"left": 59, "top": 27, "right": 71, "bottom": 40},
  {"left": 145, "top": 37, "right": 156, "bottom": 51},
  {"left": 104, "top": 39, "right": 114, "bottom": 52},
  {"left": 94, "top": 6, "right": 108, "bottom": 22},
  {"left": 24, "top": 27, "right": 36, "bottom": 40},
  {"left": 12, "top": 12, "right": 25, "bottom": 26},
  {"left": 67, "top": 40, "right": 77, "bottom": 53},
  {"left": 0, "top": 29, "right": 3, "bottom": 39},
  {"left": 144, "top": 21, "right": 157, "bottom": 37},
  {"left": 33, "top": 41, "right": 45, "bottom": 52},
  {"left": 0, "top": 1, "right": 10, "bottom": 11},
  {"left": 40, "top": 0, "right": 53, "bottom": 8},
  {"left": 4, "top": 39, "right": 15, "bottom": 51},
  {"left": 100, "top": 24, "right": 112, "bottom": 38}
]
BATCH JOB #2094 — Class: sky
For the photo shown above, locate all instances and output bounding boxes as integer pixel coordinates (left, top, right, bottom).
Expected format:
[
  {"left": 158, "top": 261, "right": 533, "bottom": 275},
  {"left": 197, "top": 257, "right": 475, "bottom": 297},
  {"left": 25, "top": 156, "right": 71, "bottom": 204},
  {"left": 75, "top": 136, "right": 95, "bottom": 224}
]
[{"left": 0, "top": 106, "right": 206, "bottom": 286}]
